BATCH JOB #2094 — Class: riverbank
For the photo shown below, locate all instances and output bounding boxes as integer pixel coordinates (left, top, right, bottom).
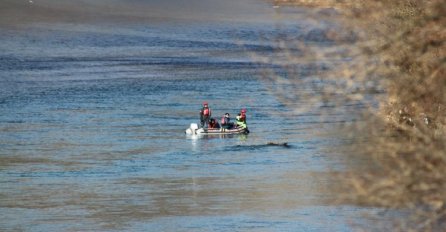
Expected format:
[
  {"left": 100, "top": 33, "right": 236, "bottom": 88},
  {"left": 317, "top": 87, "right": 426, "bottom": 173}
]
[{"left": 271, "top": 0, "right": 446, "bottom": 230}]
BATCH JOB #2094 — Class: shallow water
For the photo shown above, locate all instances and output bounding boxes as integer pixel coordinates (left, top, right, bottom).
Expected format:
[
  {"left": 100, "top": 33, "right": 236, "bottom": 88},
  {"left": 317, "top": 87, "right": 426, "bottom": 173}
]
[{"left": 0, "top": 3, "right": 373, "bottom": 231}]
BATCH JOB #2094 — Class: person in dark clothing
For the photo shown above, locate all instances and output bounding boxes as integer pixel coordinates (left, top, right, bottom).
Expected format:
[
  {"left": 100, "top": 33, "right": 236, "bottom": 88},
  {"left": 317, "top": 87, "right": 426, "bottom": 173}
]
[
  {"left": 209, "top": 118, "right": 220, "bottom": 129},
  {"left": 199, "top": 101, "right": 212, "bottom": 128},
  {"left": 220, "top": 113, "right": 233, "bottom": 129}
]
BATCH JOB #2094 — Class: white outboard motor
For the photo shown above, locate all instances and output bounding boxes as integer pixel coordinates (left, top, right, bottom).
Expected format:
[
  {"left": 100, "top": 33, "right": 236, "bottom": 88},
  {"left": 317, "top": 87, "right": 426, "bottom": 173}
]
[{"left": 185, "top": 123, "right": 199, "bottom": 135}]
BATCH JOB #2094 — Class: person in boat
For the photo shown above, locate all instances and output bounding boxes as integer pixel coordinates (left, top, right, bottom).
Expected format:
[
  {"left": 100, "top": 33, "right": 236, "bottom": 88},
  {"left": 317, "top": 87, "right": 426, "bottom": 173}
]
[
  {"left": 221, "top": 113, "right": 234, "bottom": 129},
  {"left": 208, "top": 118, "right": 220, "bottom": 129},
  {"left": 235, "top": 109, "right": 248, "bottom": 129},
  {"left": 199, "top": 101, "right": 212, "bottom": 128},
  {"left": 240, "top": 108, "right": 247, "bottom": 123}
]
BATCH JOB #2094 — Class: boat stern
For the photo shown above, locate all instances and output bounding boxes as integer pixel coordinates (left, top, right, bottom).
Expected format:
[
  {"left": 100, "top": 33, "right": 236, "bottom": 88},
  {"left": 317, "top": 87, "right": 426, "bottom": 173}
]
[{"left": 185, "top": 123, "right": 199, "bottom": 135}]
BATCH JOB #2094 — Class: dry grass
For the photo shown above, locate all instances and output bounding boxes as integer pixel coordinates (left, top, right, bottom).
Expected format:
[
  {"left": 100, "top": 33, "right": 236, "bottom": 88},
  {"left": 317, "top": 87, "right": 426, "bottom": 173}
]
[{"left": 261, "top": 0, "right": 446, "bottom": 230}]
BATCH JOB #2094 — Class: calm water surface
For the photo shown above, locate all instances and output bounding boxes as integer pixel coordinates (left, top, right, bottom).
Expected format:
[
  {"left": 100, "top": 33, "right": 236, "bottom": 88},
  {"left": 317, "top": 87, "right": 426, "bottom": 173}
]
[{"left": 0, "top": 6, "right": 373, "bottom": 231}]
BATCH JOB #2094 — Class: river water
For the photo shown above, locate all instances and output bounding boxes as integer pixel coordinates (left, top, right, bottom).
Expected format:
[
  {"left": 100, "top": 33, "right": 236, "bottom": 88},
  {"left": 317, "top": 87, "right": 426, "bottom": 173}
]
[{"left": 0, "top": 2, "right": 374, "bottom": 231}]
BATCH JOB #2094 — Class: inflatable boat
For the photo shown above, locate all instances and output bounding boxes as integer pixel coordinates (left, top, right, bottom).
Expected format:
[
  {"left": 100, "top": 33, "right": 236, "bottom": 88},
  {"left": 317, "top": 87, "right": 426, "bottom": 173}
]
[{"left": 185, "top": 123, "right": 248, "bottom": 135}]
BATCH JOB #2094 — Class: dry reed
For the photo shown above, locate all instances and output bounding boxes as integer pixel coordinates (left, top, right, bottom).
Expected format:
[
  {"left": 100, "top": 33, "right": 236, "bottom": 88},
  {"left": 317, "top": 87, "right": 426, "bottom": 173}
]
[{"left": 260, "top": 0, "right": 446, "bottom": 230}]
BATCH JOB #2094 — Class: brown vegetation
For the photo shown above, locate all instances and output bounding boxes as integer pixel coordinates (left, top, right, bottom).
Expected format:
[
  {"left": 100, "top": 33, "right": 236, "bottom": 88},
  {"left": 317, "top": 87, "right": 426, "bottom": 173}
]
[{"left": 264, "top": 0, "right": 446, "bottom": 230}]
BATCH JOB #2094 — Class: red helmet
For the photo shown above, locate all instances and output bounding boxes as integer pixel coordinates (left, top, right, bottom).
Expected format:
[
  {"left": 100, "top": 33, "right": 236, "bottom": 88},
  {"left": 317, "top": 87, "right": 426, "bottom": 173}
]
[
  {"left": 241, "top": 108, "right": 247, "bottom": 113},
  {"left": 203, "top": 101, "right": 208, "bottom": 106}
]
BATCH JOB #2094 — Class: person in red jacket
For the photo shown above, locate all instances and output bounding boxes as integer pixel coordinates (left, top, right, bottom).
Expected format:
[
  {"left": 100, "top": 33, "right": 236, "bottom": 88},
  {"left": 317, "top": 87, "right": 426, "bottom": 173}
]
[
  {"left": 199, "top": 101, "right": 212, "bottom": 128},
  {"left": 240, "top": 108, "right": 247, "bottom": 124}
]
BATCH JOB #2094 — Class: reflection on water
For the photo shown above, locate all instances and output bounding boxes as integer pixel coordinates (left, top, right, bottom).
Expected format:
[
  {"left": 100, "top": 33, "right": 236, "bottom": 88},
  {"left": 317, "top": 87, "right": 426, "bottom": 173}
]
[{"left": 0, "top": 3, "right": 370, "bottom": 231}]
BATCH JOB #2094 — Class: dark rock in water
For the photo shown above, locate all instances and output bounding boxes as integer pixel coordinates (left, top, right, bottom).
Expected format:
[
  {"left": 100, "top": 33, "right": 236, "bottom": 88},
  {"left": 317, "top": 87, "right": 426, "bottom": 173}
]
[
  {"left": 266, "top": 142, "right": 290, "bottom": 147},
  {"left": 230, "top": 142, "right": 291, "bottom": 151}
]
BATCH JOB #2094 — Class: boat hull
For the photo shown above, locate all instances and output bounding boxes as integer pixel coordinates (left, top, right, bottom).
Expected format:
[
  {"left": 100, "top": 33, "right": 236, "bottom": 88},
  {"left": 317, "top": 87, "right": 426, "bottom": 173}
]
[
  {"left": 196, "top": 127, "right": 247, "bottom": 135},
  {"left": 185, "top": 123, "right": 248, "bottom": 135}
]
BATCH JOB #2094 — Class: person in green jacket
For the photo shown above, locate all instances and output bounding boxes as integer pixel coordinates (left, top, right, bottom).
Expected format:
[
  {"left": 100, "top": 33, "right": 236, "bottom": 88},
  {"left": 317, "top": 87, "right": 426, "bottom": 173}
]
[{"left": 235, "top": 109, "right": 247, "bottom": 129}]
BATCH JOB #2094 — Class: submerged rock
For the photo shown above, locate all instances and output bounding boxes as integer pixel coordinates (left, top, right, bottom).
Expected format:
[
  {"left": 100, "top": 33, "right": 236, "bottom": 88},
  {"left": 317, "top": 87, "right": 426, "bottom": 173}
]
[{"left": 266, "top": 142, "right": 290, "bottom": 147}]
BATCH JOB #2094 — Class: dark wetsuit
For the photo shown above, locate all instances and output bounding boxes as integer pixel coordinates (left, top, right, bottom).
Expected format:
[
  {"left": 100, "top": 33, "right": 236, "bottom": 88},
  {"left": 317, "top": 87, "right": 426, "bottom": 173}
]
[{"left": 221, "top": 116, "right": 233, "bottom": 129}]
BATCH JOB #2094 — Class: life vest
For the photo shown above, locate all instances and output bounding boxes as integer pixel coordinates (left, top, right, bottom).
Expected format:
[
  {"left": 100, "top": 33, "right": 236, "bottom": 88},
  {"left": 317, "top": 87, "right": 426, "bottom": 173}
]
[
  {"left": 235, "top": 116, "right": 246, "bottom": 128},
  {"left": 202, "top": 107, "right": 210, "bottom": 116}
]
